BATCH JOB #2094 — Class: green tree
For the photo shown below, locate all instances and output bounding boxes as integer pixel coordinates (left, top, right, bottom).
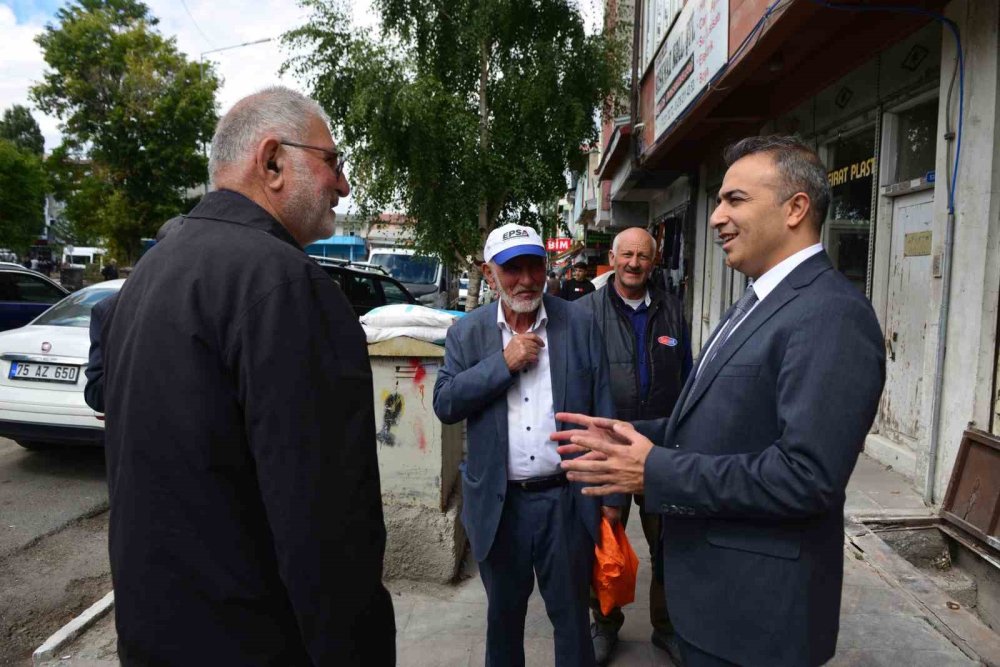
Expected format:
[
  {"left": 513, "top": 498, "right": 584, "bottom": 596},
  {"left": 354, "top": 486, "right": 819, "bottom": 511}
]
[
  {"left": 0, "top": 105, "right": 45, "bottom": 156},
  {"left": 0, "top": 140, "right": 47, "bottom": 252},
  {"left": 283, "top": 0, "right": 623, "bottom": 309},
  {"left": 30, "top": 0, "right": 219, "bottom": 261}
]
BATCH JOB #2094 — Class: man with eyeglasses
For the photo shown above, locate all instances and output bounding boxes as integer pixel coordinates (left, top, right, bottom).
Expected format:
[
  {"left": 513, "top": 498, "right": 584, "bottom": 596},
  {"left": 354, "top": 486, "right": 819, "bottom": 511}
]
[{"left": 100, "top": 86, "right": 395, "bottom": 666}]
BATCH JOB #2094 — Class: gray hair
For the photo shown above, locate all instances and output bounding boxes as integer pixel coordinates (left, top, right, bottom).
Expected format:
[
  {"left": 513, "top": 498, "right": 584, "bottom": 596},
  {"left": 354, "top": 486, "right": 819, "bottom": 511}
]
[
  {"left": 611, "top": 227, "right": 655, "bottom": 254},
  {"left": 723, "top": 135, "right": 831, "bottom": 228},
  {"left": 208, "top": 86, "right": 330, "bottom": 183}
]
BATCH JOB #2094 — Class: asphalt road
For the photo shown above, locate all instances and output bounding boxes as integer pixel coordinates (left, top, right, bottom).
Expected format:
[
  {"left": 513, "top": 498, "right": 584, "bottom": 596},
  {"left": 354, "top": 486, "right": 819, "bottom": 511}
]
[
  {"left": 0, "top": 437, "right": 110, "bottom": 665},
  {"left": 0, "top": 436, "right": 108, "bottom": 559}
]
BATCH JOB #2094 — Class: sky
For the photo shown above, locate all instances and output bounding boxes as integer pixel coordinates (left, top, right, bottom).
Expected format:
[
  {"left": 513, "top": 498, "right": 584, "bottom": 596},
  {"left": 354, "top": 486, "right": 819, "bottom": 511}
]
[
  {"left": 0, "top": 0, "right": 385, "bottom": 152},
  {"left": 1, "top": 0, "right": 602, "bottom": 152},
  {"left": 0, "top": 0, "right": 601, "bottom": 216}
]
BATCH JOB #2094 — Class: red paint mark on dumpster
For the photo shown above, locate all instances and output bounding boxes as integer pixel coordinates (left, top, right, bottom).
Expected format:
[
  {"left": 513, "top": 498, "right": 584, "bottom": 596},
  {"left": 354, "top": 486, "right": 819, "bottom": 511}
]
[
  {"left": 410, "top": 358, "right": 426, "bottom": 384},
  {"left": 418, "top": 426, "right": 427, "bottom": 452}
]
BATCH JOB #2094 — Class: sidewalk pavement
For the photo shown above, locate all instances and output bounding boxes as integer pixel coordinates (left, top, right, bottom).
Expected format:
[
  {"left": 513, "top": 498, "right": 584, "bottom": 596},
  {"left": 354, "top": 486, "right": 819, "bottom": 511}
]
[{"left": 43, "top": 453, "right": 983, "bottom": 666}]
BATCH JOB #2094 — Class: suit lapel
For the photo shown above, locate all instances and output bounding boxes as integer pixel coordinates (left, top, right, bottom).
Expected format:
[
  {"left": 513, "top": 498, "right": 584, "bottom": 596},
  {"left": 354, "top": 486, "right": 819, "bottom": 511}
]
[
  {"left": 484, "top": 302, "right": 509, "bottom": 447},
  {"left": 679, "top": 283, "right": 796, "bottom": 421},
  {"left": 544, "top": 296, "right": 569, "bottom": 416},
  {"left": 678, "top": 251, "right": 833, "bottom": 422}
]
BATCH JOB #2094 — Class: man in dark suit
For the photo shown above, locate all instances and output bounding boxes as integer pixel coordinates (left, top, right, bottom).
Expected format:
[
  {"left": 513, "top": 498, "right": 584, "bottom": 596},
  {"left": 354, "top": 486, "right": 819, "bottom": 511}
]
[
  {"left": 83, "top": 292, "right": 117, "bottom": 413},
  {"left": 553, "top": 136, "right": 885, "bottom": 666},
  {"left": 434, "top": 223, "right": 621, "bottom": 667}
]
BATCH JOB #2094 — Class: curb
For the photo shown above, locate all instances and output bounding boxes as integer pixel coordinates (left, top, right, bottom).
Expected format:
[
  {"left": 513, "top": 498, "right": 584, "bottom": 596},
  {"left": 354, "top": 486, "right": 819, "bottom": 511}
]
[
  {"left": 32, "top": 590, "right": 114, "bottom": 666},
  {"left": 846, "top": 520, "right": 1000, "bottom": 666}
]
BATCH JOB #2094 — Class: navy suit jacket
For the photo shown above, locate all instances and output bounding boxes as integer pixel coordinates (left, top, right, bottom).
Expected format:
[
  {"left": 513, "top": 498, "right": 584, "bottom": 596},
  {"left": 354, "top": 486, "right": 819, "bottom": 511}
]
[
  {"left": 637, "top": 252, "right": 885, "bottom": 666},
  {"left": 434, "top": 295, "right": 619, "bottom": 562},
  {"left": 84, "top": 292, "right": 119, "bottom": 413}
]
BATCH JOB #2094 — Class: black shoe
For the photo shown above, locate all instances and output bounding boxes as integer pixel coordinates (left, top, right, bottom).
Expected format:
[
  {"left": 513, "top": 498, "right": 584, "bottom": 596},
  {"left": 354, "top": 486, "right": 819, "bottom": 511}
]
[
  {"left": 651, "top": 630, "right": 683, "bottom": 666},
  {"left": 591, "top": 622, "right": 619, "bottom": 666}
]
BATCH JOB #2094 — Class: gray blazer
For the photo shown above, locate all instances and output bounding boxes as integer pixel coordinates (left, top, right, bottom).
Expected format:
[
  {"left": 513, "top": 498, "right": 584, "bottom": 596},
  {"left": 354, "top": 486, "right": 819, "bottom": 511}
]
[
  {"left": 434, "top": 295, "right": 618, "bottom": 562},
  {"left": 637, "top": 252, "right": 885, "bottom": 666}
]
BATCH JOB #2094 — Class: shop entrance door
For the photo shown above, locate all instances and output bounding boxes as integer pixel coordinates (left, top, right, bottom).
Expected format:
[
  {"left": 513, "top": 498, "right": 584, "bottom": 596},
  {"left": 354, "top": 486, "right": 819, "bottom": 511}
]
[{"left": 878, "top": 188, "right": 934, "bottom": 448}]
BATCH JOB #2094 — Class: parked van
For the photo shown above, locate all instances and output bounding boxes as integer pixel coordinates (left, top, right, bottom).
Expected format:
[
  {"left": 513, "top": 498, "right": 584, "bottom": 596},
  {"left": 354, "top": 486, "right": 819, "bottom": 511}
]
[
  {"left": 61, "top": 246, "right": 106, "bottom": 268},
  {"left": 367, "top": 248, "right": 456, "bottom": 308}
]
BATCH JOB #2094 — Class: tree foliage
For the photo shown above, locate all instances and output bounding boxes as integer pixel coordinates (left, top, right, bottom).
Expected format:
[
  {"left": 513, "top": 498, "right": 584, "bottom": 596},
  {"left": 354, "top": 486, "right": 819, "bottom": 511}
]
[
  {"left": 0, "top": 140, "right": 47, "bottom": 252},
  {"left": 283, "top": 0, "right": 623, "bottom": 307},
  {"left": 0, "top": 105, "right": 45, "bottom": 156},
  {"left": 30, "top": 0, "right": 219, "bottom": 261}
]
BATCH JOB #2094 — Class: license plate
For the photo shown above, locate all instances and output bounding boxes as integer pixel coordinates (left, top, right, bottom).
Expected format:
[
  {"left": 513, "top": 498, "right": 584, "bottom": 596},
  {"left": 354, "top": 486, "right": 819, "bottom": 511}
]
[{"left": 8, "top": 361, "right": 80, "bottom": 384}]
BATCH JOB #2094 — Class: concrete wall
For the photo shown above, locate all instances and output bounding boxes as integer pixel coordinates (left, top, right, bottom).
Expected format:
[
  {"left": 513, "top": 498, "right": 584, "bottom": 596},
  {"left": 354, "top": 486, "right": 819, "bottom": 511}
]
[
  {"left": 368, "top": 338, "right": 465, "bottom": 582},
  {"left": 917, "top": 0, "right": 1000, "bottom": 503}
]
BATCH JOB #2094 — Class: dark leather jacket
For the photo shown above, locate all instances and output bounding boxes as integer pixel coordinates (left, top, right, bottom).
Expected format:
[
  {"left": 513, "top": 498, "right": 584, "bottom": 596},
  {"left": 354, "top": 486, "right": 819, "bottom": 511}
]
[{"left": 576, "top": 276, "right": 690, "bottom": 421}]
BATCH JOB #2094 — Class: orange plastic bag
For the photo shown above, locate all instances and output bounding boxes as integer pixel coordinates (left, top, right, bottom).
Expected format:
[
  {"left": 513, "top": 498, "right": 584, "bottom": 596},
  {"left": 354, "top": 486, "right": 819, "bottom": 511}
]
[{"left": 592, "top": 517, "right": 639, "bottom": 615}]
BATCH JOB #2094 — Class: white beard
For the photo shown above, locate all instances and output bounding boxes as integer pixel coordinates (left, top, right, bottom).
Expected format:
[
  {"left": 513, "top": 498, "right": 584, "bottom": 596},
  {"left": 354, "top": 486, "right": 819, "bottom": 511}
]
[{"left": 496, "top": 280, "right": 542, "bottom": 314}]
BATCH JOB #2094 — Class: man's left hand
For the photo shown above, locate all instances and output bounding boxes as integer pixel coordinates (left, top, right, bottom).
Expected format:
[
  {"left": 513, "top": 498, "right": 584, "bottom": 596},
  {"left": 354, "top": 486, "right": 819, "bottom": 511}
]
[{"left": 551, "top": 413, "right": 653, "bottom": 496}]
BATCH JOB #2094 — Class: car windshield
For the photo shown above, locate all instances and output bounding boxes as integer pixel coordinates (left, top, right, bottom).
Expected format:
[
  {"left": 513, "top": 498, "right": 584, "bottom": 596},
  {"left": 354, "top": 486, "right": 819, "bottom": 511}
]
[
  {"left": 32, "top": 288, "right": 118, "bottom": 327},
  {"left": 369, "top": 254, "right": 439, "bottom": 285}
]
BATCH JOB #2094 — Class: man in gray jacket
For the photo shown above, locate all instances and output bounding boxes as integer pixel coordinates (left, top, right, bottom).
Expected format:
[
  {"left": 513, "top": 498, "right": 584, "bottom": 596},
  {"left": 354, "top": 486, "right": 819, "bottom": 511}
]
[
  {"left": 576, "top": 226, "right": 691, "bottom": 664},
  {"left": 434, "top": 223, "right": 622, "bottom": 666}
]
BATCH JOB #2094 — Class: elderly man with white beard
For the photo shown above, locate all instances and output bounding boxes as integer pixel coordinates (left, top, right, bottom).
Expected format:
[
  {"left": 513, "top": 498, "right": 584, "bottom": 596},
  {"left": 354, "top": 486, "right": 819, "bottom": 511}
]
[{"left": 434, "top": 223, "right": 622, "bottom": 667}]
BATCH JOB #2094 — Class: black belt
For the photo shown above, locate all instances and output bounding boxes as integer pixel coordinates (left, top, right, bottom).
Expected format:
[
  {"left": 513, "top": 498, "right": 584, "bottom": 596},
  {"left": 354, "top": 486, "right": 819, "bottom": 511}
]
[{"left": 508, "top": 474, "right": 567, "bottom": 492}]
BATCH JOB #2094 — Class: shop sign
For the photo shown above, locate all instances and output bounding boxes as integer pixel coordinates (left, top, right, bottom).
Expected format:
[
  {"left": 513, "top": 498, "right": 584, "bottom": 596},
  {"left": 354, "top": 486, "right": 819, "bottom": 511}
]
[
  {"left": 653, "top": 0, "right": 728, "bottom": 140},
  {"left": 546, "top": 237, "right": 572, "bottom": 252},
  {"left": 827, "top": 157, "right": 876, "bottom": 187}
]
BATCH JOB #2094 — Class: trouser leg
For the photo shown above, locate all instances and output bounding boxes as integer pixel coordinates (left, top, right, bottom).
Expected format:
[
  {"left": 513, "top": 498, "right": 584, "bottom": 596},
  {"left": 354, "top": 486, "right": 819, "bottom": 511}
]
[
  {"left": 534, "top": 486, "right": 597, "bottom": 667},
  {"left": 589, "top": 495, "right": 632, "bottom": 632},
  {"left": 637, "top": 496, "right": 673, "bottom": 635},
  {"left": 479, "top": 491, "right": 535, "bottom": 667}
]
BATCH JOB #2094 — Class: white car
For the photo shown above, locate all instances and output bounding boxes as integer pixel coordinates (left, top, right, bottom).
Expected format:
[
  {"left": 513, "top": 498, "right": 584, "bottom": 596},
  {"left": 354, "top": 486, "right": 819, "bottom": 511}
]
[{"left": 0, "top": 280, "right": 123, "bottom": 449}]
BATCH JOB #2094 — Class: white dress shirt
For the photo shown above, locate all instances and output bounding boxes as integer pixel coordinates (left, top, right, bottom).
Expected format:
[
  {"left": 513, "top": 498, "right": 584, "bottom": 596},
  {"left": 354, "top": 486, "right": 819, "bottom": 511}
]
[
  {"left": 497, "top": 302, "right": 561, "bottom": 481},
  {"left": 700, "top": 243, "right": 824, "bottom": 366}
]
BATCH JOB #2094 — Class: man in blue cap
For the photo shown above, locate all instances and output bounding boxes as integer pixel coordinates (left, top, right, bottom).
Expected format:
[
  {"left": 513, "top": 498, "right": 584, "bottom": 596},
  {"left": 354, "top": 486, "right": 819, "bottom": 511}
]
[{"left": 434, "top": 223, "right": 622, "bottom": 667}]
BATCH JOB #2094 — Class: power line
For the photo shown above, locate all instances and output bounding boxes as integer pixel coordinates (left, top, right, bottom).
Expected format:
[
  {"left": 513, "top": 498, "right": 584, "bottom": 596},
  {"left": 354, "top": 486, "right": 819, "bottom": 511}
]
[{"left": 179, "top": 0, "right": 215, "bottom": 48}]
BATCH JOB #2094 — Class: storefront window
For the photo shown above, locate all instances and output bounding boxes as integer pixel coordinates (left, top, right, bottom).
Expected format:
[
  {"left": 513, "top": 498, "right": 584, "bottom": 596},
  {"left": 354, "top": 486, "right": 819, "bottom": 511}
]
[
  {"left": 826, "top": 130, "right": 876, "bottom": 292},
  {"left": 895, "top": 99, "right": 938, "bottom": 183}
]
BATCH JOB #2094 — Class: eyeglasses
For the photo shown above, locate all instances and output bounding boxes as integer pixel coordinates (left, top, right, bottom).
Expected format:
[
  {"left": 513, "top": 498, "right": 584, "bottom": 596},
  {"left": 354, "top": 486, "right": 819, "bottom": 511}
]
[{"left": 279, "top": 140, "right": 347, "bottom": 177}]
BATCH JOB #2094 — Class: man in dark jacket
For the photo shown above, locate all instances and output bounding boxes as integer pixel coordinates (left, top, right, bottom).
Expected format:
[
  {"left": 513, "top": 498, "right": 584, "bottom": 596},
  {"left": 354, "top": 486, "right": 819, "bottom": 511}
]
[
  {"left": 101, "top": 86, "right": 394, "bottom": 666},
  {"left": 100, "top": 260, "right": 119, "bottom": 281},
  {"left": 576, "top": 226, "right": 691, "bottom": 665},
  {"left": 560, "top": 261, "right": 596, "bottom": 301},
  {"left": 85, "top": 217, "right": 181, "bottom": 413}
]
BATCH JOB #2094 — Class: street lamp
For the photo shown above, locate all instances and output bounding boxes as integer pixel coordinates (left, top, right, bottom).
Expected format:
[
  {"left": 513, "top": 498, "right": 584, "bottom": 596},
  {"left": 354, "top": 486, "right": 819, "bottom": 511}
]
[{"left": 199, "top": 37, "right": 274, "bottom": 193}]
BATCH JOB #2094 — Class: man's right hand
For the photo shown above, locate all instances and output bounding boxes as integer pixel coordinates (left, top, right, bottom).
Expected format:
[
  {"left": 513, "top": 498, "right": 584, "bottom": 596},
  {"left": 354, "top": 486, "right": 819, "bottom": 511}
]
[{"left": 504, "top": 333, "right": 545, "bottom": 372}]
